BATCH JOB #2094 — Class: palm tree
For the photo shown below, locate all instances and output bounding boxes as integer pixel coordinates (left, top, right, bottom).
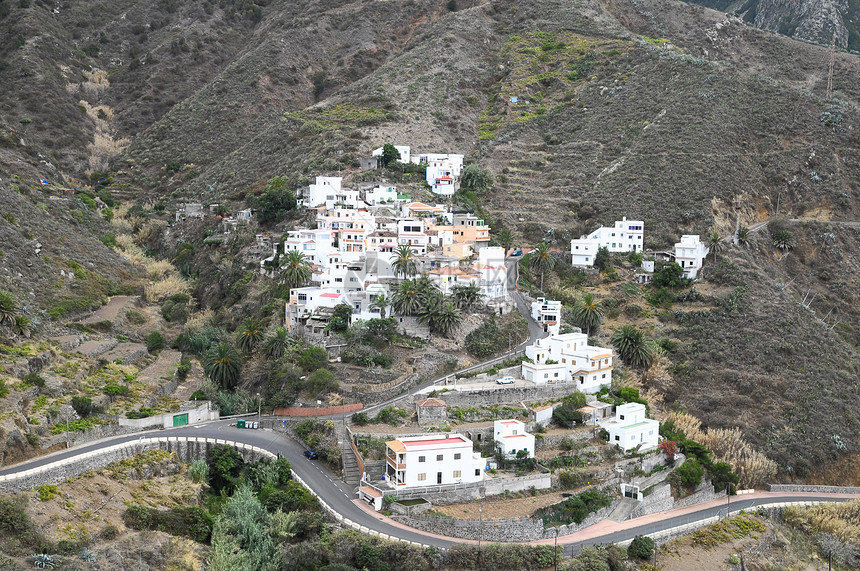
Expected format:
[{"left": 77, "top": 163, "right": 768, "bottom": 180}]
[
  {"left": 772, "top": 229, "right": 796, "bottom": 250},
  {"left": 736, "top": 226, "right": 750, "bottom": 247},
  {"left": 279, "top": 250, "right": 312, "bottom": 290},
  {"left": 390, "top": 244, "right": 417, "bottom": 280},
  {"left": 13, "top": 315, "right": 32, "bottom": 338},
  {"left": 203, "top": 343, "right": 242, "bottom": 390},
  {"left": 418, "top": 299, "right": 462, "bottom": 337},
  {"left": 0, "top": 290, "right": 18, "bottom": 326},
  {"left": 496, "top": 228, "right": 514, "bottom": 252},
  {"left": 610, "top": 324, "right": 655, "bottom": 370},
  {"left": 529, "top": 242, "right": 555, "bottom": 293},
  {"left": 236, "top": 317, "right": 263, "bottom": 354},
  {"left": 261, "top": 326, "right": 292, "bottom": 360},
  {"left": 706, "top": 231, "right": 725, "bottom": 262},
  {"left": 572, "top": 293, "right": 604, "bottom": 335},
  {"left": 369, "top": 294, "right": 389, "bottom": 319},
  {"left": 391, "top": 280, "right": 422, "bottom": 316},
  {"left": 452, "top": 282, "right": 483, "bottom": 310}
]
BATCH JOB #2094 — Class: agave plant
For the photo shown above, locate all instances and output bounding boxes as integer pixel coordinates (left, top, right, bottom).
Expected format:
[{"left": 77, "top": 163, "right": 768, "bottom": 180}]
[
  {"left": 33, "top": 553, "right": 56, "bottom": 568},
  {"left": 80, "top": 548, "right": 98, "bottom": 562}
]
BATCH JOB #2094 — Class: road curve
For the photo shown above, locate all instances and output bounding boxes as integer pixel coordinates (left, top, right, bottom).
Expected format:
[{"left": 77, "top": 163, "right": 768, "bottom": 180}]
[{"left": 1, "top": 420, "right": 857, "bottom": 554}]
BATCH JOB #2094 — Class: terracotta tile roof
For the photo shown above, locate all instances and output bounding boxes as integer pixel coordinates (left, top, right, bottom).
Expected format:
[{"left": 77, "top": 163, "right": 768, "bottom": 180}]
[
  {"left": 360, "top": 486, "right": 383, "bottom": 498},
  {"left": 386, "top": 440, "right": 406, "bottom": 453}
]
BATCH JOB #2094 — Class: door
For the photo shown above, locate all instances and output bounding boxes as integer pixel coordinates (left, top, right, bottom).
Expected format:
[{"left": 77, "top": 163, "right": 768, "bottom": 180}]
[
  {"left": 437, "top": 472, "right": 442, "bottom": 484},
  {"left": 173, "top": 413, "right": 189, "bottom": 427}
]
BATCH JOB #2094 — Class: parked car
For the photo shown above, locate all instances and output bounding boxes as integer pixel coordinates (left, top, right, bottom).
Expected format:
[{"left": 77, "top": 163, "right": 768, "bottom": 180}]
[
  {"left": 496, "top": 376, "right": 515, "bottom": 384},
  {"left": 303, "top": 450, "right": 318, "bottom": 460},
  {"left": 511, "top": 249, "right": 522, "bottom": 256}
]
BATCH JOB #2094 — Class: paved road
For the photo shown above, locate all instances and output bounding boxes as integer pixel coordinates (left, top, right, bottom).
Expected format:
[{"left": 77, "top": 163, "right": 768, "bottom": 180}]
[{"left": 1, "top": 421, "right": 857, "bottom": 553}]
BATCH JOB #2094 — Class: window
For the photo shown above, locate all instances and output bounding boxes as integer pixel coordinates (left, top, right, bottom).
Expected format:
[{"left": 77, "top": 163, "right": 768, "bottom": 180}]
[
  {"left": 454, "top": 453, "right": 461, "bottom": 460},
  {"left": 418, "top": 456, "right": 426, "bottom": 463},
  {"left": 614, "top": 435, "right": 620, "bottom": 441},
  {"left": 418, "top": 473, "right": 426, "bottom": 481},
  {"left": 475, "top": 469, "right": 480, "bottom": 476},
  {"left": 297, "top": 293, "right": 307, "bottom": 302},
  {"left": 453, "top": 470, "right": 461, "bottom": 478},
  {"left": 602, "top": 374, "right": 606, "bottom": 379},
  {"left": 436, "top": 454, "right": 443, "bottom": 461},
  {"left": 620, "top": 415, "right": 625, "bottom": 421}
]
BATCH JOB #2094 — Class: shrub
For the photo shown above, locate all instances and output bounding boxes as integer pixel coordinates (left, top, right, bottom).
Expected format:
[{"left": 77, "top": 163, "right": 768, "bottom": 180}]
[
  {"left": 145, "top": 331, "right": 165, "bottom": 352},
  {"left": 71, "top": 396, "right": 95, "bottom": 418},
  {"left": 628, "top": 535, "right": 654, "bottom": 560},
  {"left": 674, "top": 458, "right": 704, "bottom": 489},
  {"left": 297, "top": 346, "right": 328, "bottom": 371},
  {"left": 189, "top": 459, "right": 209, "bottom": 483},
  {"left": 35, "top": 485, "right": 58, "bottom": 501},
  {"left": 534, "top": 489, "right": 612, "bottom": 526},
  {"left": 351, "top": 412, "right": 369, "bottom": 425},
  {"left": 122, "top": 505, "right": 213, "bottom": 543},
  {"left": 144, "top": 275, "right": 190, "bottom": 303}
]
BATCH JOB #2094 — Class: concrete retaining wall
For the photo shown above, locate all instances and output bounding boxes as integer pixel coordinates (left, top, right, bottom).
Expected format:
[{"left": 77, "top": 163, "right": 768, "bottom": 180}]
[
  {"left": 0, "top": 437, "right": 274, "bottom": 492},
  {"left": 436, "top": 384, "right": 585, "bottom": 409},
  {"left": 389, "top": 472, "right": 552, "bottom": 503}
]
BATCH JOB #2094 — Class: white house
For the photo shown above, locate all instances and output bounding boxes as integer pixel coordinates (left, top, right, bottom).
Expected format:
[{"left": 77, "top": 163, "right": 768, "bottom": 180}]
[
  {"left": 365, "top": 185, "right": 399, "bottom": 205},
  {"left": 283, "top": 228, "right": 334, "bottom": 266},
  {"left": 604, "top": 402, "right": 659, "bottom": 452},
  {"left": 531, "top": 404, "right": 557, "bottom": 426},
  {"left": 305, "top": 176, "right": 344, "bottom": 208},
  {"left": 412, "top": 152, "right": 464, "bottom": 177},
  {"left": 373, "top": 144, "right": 411, "bottom": 164},
  {"left": 522, "top": 332, "right": 614, "bottom": 393},
  {"left": 426, "top": 159, "right": 458, "bottom": 196},
  {"left": 674, "top": 235, "right": 709, "bottom": 279},
  {"left": 397, "top": 218, "right": 430, "bottom": 255},
  {"left": 384, "top": 434, "right": 484, "bottom": 488},
  {"left": 570, "top": 238, "right": 601, "bottom": 267},
  {"left": 573, "top": 217, "right": 645, "bottom": 259},
  {"left": 531, "top": 297, "right": 562, "bottom": 335},
  {"left": 494, "top": 419, "right": 535, "bottom": 459}
]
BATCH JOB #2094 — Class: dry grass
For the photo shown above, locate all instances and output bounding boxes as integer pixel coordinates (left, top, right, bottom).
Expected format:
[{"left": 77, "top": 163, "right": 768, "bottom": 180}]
[
  {"left": 783, "top": 500, "right": 860, "bottom": 545},
  {"left": 144, "top": 276, "right": 190, "bottom": 303},
  {"left": 185, "top": 309, "right": 215, "bottom": 334},
  {"left": 663, "top": 411, "right": 777, "bottom": 488},
  {"left": 145, "top": 260, "right": 175, "bottom": 280}
]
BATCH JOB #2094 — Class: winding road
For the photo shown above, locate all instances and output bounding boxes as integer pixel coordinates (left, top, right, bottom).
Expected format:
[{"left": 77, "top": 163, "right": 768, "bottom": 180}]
[{"left": 1, "top": 420, "right": 857, "bottom": 557}]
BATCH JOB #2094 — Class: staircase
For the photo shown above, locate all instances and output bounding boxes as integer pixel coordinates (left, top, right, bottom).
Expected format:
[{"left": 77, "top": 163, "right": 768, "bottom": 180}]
[
  {"left": 338, "top": 424, "right": 361, "bottom": 485},
  {"left": 607, "top": 497, "right": 639, "bottom": 522}
]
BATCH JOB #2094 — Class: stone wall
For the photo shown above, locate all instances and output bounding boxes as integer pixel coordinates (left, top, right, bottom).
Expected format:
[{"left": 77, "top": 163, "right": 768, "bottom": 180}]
[
  {"left": 674, "top": 480, "right": 725, "bottom": 509},
  {"left": 0, "top": 436, "right": 274, "bottom": 492},
  {"left": 392, "top": 495, "right": 619, "bottom": 542},
  {"left": 629, "top": 483, "right": 674, "bottom": 518},
  {"left": 389, "top": 472, "right": 552, "bottom": 503},
  {"left": 435, "top": 383, "right": 584, "bottom": 409},
  {"left": 766, "top": 484, "right": 860, "bottom": 494},
  {"left": 40, "top": 422, "right": 141, "bottom": 451}
]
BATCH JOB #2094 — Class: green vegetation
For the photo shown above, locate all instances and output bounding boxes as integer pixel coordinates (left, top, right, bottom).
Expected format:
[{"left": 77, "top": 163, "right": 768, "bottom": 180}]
[
  {"left": 534, "top": 488, "right": 613, "bottom": 526},
  {"left": 123, "top": 505, "right": 214, "bottom": 543}
]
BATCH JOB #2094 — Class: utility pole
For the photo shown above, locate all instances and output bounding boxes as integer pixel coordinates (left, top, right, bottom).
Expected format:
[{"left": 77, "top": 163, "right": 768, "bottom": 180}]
[
  {"left": 257, "top": 392, "right": 261, "bottom": 419},
  {"left": 554, "top": 526, "right": 560, "bottom": 571}
]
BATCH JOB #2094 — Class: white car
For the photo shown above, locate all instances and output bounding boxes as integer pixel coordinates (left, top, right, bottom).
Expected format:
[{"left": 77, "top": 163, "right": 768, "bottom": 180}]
[{"left": 496, "top": 376, "right": 515, "bottom": 385}]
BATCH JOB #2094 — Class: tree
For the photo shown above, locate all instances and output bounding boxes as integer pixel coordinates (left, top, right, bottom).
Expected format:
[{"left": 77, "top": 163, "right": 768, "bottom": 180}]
[
  {"left": 706, "top": 230, "right": 724, "bottom": 262},
  {"left": 658, "top": 439, "right": 678, "bottom": 461},
  {"left": 204, "top": 343, "right": 242, "bottom": 390},
  {"left": 305, "top": 368, "right": 338, "bottom": 396},
  {"left": 610, "top": 324, "right": 655, "bottom": 369},
  {"left": 236, "top": 317, "right": 263, "bottom": 354},
  {"left": 391, "top": 280, "right": 422, "bottom": 316},
  {"left": 380, "top": 143, "right": 400, "bottom": 167},
  {"left": 452, "top": 282, "right": 482, "bottom": 310},
  {"left": 256, "top": 176, "right": 297, "bottom": 224},
  {"left": 571, "top": 293, "right": 604, "bottom": 335},
  {"left": 369, "top": 295, "right": 388, "bottom": 319},
  {"left": 0, "top": 291, "right": 18, "bottom": 326},
  {"left": 145, "top": 331, "right": 165, "bottom": 352},
  {"left": 418, "top": 299, "right": 462, "bottom": 337},
  {"left": 71, "top": 396, "right": 95, "bottom": 418},
  {"left": 529, "top": 242, "right": 555, "bottom": 292},
  {"left": 279, "top": 250, "right": 312, "bottom": 290},
  {"left": 327, "top": 304, "right": 352, "bottom": 333},
  {"left": 593, "top": 246, "right": 611, "bottom": 272},
  {"left": 495, "top": 228, "right": 514, "bottom": 252},
  {"left": 653, "top": 262, "right": 686, "bottom": 289},
  {"left": 736, "top": 226, "right": 750, "bottom": 247},
  {"left": 390, "top": 244, "right": 417, "bottom": 279},
  {"left": 261, "top": 327, "right": 292, "bottom": 360},
  {"left": 460, "top": 163, "right": 493, "bottom": 192},
  {"left": 297, "top": 346, "right": 328, "bottom": 371},
  {"left": 206, "top": 445, "right": 245, "bottom": 495}
]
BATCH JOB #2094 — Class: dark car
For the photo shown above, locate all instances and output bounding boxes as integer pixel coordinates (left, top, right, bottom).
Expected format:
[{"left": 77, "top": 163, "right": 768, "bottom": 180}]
[{"left": 303, "top": 449, "right": 318, "bottom": 460}]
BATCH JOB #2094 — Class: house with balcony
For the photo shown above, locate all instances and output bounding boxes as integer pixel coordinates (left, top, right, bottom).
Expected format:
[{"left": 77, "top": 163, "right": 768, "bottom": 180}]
[
  {"left": 303, "top": 176, "right": 346, "bottom": 208},
  {"left": 413, "top": 152, "right": 464, "bottom": 177},
  {"left": 452, "top": 212, "right": 491, "bottom": 249},
  {"left": 384, "top": 434, "right": 484, "bottom": 488},
  {"left": 674, "top": 234, "right": 709, "bottom": 279},
  {"left": 522, "top": 332, "right": 613, "bottom": 393},
  {"left": 531, "top": 297, "right": 562, "bottom": 335},
  {"left": 283, "top": 228, "right": 334, "bottom": 266},
  {"left": 494, "top": 419, "right": 535, "bottom": 459},
  {"left": 426, "top": 159, "right": 458, "bottom": 196},
  {"left": 426, "top": 266, "right": 481, "bottom": 295},
  {"left": 604, "top": 402, "right": 659, "bottom": 452},
  {"left": 365, "top": 185, "right": 399, "bottom": 205},
  {"left": 570, "top": 218, "right": 645, "bottom": 265},
  {"left": 397, "top": 219, "right": 430, "bottom": 255}
]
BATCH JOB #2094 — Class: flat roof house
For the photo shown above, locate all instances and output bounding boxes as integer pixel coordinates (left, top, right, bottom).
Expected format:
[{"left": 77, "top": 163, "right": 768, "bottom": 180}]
[
  {"left": 604, "top": 402, "right": 659, "bottom": 452},
  {"left": 385, "top": 434, "right": 484, "bottom": 488}
]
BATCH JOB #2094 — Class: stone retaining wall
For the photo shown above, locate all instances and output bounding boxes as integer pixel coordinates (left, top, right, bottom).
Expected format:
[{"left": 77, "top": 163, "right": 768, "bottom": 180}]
[
  {"left": 389, "top": 471, "right": 552, "bottom": 503},
  {"left": 392, "top": 496, "right": 619, "bottom": 542},
  {"left": 766, "top": 484, "right": 860, "bottom": 494},
  {"left": 0, "top": 437, "right": 273, "bottom": 491},
  {"left": 435, "top": 384, "right": 585, "bottom": 409},
  {"left": 674, "top": 480, "right": 725, "bottom": 509}
]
